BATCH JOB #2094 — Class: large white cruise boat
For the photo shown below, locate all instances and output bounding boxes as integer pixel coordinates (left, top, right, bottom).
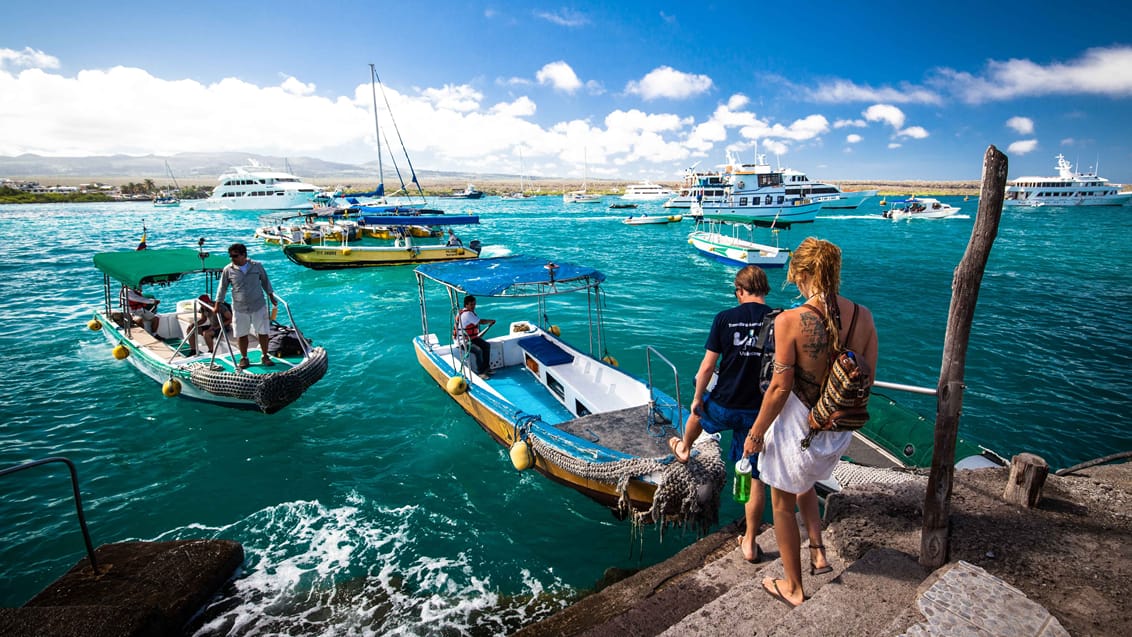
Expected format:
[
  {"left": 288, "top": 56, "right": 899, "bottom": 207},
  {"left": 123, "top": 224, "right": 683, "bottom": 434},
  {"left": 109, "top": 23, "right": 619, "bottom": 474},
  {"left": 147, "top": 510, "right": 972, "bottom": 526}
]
[
  {"left": 665, "top": 154, "right": 875, "bottom": 210},
  {"left": 663, "top": 167, "right": 729, "bottom": 209},
  {"left": 1005, "top": 154, "right": 1132, "bottom": 207},
  {"left": 778, "top": 168, "right": 878, "bottom": 209},
  {"left": 620, "top": 180, "right": 677, "bottom": 201},
  {"left": 694, "top": 154, "right": 824, "bottom": 226},
  {"left": 194, "top": 161, "right": 320, "bottom": 211}
]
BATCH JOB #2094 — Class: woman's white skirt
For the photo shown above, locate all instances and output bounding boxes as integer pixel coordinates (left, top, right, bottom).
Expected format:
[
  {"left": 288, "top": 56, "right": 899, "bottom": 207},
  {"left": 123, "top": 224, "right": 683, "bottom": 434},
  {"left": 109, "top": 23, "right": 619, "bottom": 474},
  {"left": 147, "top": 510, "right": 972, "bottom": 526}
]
[{"left": 758, "top": 392, "right": 852, "bottom": 494}]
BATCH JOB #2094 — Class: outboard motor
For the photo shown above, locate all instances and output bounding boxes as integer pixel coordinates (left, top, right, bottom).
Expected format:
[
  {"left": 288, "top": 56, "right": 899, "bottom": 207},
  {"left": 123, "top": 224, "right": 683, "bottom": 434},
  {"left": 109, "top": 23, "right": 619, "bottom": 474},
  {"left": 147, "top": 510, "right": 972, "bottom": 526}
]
[{"left": 469, "top": 239, "right": 482, "bottom": 254}]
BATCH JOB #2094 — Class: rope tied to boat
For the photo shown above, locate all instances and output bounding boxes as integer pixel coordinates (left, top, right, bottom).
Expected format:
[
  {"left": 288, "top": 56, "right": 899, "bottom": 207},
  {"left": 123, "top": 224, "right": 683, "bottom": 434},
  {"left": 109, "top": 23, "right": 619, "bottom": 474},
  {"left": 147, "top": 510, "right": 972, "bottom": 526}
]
[
  {"left": 188, "top": 347, "right": 329, "bottom": 413},
  {"left": 525, "top": 430, "right": 725, "bottom": 537}
]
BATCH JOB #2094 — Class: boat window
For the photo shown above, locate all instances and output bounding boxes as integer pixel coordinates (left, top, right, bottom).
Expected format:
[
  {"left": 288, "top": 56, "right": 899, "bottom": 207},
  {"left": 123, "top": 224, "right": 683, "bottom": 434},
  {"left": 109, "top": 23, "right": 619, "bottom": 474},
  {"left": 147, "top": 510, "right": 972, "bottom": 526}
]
[
  {"left": 777, "top": 196, "right": 784, "bottom": 204},
  {"left": 739, "top": 197, "right": 748, "bottom": 206},
  {"left": 546, "top": 373, "right": 565, "bottom": 399},
  {"left": 574, "top": 400, "right": 591, "bottom": 417}
]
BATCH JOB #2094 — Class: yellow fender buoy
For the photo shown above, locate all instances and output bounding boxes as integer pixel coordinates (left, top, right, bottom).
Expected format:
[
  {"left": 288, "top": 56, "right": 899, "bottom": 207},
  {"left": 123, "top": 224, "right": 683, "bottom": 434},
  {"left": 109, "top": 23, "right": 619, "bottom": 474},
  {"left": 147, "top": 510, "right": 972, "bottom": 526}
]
[
  {"left": 341, "top": 247, "right": 352, "bottom": 256},
  {"left": 112, "top": 344, "right": 129, "bottom": 360},
  {"left": 602, "top": 355, "right": 619, "bottom": 367},
  {"left": 446, "top": 376, "right": 468, "bottom": 396},
  {"left": 162, "top": 378, "right": 182, "bottom": 397},
  {"left": 549, "top": 325, "right": 561, "bottom": 337},
  {"left": 87, "top": 318, "right": 102, "bottom": 331},
  {"left": 509, "top": 439, "right": 534, "bottom": 471}
]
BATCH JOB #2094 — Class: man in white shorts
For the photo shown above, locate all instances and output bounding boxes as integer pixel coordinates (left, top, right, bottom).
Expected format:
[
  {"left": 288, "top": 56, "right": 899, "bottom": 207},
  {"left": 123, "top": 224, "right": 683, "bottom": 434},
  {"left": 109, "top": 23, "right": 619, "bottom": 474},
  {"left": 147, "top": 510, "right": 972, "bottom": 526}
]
[{"left": 214, "top": 243, "right": 278, "bottom": 369}]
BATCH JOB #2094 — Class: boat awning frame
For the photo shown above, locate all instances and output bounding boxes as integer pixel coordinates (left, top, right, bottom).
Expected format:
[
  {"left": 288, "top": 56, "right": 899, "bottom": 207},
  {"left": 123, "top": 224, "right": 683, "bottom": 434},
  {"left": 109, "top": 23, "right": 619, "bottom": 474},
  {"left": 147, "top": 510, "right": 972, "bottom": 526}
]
[{"left": 413, "top": 255, "right": 605, "bottom": 298}]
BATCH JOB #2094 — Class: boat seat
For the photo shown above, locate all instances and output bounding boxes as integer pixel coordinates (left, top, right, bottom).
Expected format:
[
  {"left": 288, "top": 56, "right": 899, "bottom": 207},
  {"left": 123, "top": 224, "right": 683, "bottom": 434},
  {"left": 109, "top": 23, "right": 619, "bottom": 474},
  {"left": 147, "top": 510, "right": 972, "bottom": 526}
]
[{"left": 517, "top": 335, "right": 574, "bottom": 367}]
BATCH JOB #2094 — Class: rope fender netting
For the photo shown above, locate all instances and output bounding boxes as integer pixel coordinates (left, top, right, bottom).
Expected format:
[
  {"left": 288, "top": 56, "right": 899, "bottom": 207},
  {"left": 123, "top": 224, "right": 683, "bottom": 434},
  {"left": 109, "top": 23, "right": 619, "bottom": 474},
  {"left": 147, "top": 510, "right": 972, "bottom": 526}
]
[
  {"left": 188, "top": 347, "right": 329, "bottom": 412},
  {"left": 526, "top": 432, "right": 725, "bottom": 536}
]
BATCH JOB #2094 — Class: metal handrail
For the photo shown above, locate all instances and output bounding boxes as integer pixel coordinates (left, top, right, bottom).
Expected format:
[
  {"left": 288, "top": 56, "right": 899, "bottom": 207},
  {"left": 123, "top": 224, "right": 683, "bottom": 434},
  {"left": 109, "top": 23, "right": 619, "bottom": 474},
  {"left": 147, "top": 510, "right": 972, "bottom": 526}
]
[
  {"left": 645, "top": 346, "right": 685, "bottom": 436},
  {"left": 873, "top": 379, "right": 938, "bottom": 396},
  {"left": 0, "top": 457, "right": 99, "bottom": 574}
]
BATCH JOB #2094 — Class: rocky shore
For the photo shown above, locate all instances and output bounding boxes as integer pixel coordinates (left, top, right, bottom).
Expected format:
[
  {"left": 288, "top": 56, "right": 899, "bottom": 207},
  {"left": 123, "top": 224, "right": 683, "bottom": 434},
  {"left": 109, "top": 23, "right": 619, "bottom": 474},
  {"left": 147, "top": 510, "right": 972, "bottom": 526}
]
[{"left": 518, "top": 461, "right": 1132, "bottom": 636}]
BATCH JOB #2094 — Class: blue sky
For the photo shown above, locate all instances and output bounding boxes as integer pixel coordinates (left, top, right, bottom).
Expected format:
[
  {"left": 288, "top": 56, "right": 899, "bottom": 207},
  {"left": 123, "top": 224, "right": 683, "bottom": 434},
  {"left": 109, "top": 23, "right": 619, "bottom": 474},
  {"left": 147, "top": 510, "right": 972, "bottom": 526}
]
[{"left": 2, "top": 0, "right": 1132, "bottom": 182}]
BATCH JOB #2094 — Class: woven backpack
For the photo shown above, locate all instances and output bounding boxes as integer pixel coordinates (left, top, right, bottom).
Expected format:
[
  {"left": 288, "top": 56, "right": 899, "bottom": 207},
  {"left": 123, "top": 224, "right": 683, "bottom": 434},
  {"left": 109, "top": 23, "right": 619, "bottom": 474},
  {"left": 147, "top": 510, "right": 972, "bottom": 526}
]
[{"left": 802, "top": 302, "right": 871, "bottom": 449}]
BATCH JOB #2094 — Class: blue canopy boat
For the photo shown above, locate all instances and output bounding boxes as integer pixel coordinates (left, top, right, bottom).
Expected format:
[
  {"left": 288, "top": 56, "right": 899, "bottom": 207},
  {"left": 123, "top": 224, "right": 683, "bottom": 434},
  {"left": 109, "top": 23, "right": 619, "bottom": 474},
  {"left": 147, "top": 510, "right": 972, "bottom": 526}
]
[{"left": 412, "top": 256, "right": 726, "bottom": 528}]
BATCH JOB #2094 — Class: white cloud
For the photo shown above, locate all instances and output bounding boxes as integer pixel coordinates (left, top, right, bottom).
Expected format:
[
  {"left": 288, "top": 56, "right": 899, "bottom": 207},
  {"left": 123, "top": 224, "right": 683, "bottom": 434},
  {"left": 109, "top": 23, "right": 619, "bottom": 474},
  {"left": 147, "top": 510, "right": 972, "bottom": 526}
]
[
  {"left": 863, "top": 104, "right": 905, "bottom": 129},
  {"left": 0, "top": 47, "right": 59, "bottom": 70},
  {"left": 280, "top": 76, "right": 315, "bottom": 96},
  {"left": 888, "top": 143, "right": 902, "bottom": 149},
  {"left": 726, "top": 94, "right": 749, "bottom": 110},
  {"left": 421, "top": 84, "right": 483, "bottom": 112},
  {"left": 1006, "top": 116, "right": 1034, "bottom": 135},
  {"left": 807, "top": 79, "right": 942, "bottom": 105},
  {"left": 535, "top": 61, "right": 582, "bottom": 93},
  {"left": 938, "top": 45, "right": 1132, "bottom": 103},
  {"left": 534, "top": 9, "right": 589, "bottom": 27},
  {"left": 1008, "top": 139, "right": 1039, "bottom": 155},
  {"left": 897, "top": 126, "right": 929, "bottom": 139},
  {"left": 761, "top": 139, "right": 789, "bottom": 156},
  {"left": 834, "top": 118, "right": 866, "bottom": 128},
  {"left": 490, "top": 96, "right": 536, "bottom": 117},
  {"left": 0, "top": 65, "right": 370, "bottom": 157},
  {"left": 624, "top": 66, "right": 713, "bottom": 100},
  {"left": 846, "top": 134, "right": 863, "bottom": 144}
]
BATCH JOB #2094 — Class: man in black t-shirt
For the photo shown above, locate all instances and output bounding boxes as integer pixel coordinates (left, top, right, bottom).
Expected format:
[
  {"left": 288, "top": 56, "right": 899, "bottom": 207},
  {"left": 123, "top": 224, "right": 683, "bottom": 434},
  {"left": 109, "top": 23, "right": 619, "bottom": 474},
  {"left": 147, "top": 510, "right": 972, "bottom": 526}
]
[{"left": 669, "top": 264, "right": 772, "bottom": 562}]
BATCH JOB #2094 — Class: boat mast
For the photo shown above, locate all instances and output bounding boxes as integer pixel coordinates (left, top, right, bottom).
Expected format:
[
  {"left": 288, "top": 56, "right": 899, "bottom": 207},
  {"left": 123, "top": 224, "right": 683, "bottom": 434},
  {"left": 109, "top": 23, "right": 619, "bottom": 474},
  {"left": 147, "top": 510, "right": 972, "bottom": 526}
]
[{"left": 369, "top": 63, "right": 385, "bottom": 200}]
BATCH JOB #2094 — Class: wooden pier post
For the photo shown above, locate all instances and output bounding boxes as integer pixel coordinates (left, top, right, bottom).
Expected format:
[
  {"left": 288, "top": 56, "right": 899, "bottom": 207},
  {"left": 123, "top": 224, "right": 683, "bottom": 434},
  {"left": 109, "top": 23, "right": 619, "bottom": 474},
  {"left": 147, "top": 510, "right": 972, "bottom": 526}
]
[
  {"left": 1003, "top": 453, "right": 1049, "bottom": 507},
  {"left": 920, "top": 146, "right": 1007, "bottom": 569}
]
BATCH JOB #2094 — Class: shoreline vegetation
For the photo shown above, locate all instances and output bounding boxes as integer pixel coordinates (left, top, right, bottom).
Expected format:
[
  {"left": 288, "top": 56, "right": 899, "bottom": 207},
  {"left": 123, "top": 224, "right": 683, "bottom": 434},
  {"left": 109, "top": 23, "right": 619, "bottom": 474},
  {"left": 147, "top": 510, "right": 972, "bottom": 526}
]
[{"left": 0, "top": 177, "right": 982, "bottom": 205}]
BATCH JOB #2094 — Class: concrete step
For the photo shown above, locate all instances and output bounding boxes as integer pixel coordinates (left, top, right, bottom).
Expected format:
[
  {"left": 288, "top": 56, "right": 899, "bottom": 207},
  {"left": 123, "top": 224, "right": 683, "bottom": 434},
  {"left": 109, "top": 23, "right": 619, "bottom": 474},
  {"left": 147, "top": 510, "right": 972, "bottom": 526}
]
[{"left": 661, "top": 526, "right": 849, "bottom": 636}]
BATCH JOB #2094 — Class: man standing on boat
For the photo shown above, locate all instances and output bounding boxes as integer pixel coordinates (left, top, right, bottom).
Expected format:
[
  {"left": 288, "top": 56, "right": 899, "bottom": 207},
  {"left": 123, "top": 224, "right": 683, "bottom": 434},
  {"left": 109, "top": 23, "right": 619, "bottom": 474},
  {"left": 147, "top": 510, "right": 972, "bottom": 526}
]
[
  {"left": 456, "top": 295, "right": 495, "bottom": 377},
  {"left": 215, "top": 243, "right": 278, "bottom": 369}
]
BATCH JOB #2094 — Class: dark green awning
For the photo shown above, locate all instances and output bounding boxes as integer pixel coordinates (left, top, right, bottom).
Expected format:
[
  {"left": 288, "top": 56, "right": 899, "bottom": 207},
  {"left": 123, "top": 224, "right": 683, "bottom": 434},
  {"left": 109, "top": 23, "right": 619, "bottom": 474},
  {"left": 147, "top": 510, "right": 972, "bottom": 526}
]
[{"left": 93, "top": 248, "right": 229, "bottom": 288}]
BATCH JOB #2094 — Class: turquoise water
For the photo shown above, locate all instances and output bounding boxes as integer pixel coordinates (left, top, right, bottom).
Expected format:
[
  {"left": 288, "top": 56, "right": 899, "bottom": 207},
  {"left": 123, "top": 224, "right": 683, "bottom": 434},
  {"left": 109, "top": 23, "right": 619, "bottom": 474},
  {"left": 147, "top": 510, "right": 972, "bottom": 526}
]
[{"left": 1, "top": 197, "right": 1130, "bottom": 635}]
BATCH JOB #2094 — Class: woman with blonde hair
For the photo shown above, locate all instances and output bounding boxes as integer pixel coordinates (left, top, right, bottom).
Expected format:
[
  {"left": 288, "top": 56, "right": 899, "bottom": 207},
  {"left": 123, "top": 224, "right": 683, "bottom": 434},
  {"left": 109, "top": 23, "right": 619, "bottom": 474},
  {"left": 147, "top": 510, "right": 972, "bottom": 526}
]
[{"left": 743, "top": 237, "right": 878, "bottom": 608}]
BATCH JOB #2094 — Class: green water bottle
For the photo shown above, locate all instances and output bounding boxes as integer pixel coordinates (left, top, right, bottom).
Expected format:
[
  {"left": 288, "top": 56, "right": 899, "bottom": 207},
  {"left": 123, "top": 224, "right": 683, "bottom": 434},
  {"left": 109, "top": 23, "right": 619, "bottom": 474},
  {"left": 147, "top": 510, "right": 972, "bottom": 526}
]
[{"left": 732, "top": 457, "right": 752, "bottom": 503}]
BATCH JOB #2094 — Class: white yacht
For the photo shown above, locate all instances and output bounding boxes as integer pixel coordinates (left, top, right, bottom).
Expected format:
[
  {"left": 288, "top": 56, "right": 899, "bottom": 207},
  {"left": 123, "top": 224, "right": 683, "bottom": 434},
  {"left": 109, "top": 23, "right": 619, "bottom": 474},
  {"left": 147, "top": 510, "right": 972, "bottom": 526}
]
[
  {"left": 194, "top": 160, "right": 320, "bottom": 211},
  {"left": 1005, "top": 154, "right": 1132, "bottom": 207},
  {"left": 620, "top": 181, "right": 677, "bottom": 201},
  {"left": 778, "top": 168, "right": 878, "bottom": 209},
  {"left": 664, "top": 167, "right": 729, "bottom": 209},
  {"left": 694, "top": 153, "right": 824, "bottom": 226}
]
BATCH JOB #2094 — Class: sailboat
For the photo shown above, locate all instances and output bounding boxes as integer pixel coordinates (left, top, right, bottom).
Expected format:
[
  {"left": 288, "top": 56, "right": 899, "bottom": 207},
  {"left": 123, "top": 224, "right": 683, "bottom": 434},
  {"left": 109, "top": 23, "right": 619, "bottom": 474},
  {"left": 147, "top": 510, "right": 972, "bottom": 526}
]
[
  {"left": 501, "top": 149, "right": 536, "bottom": 201},
  {"left": 153, "top": 161, "right": 181, "bottom": 208},
  {"left": 564, "top": 149, "right": 602, "bottom": 204},
  {"left": 334, "top": 64, "right": 430, "bottom": 213}
]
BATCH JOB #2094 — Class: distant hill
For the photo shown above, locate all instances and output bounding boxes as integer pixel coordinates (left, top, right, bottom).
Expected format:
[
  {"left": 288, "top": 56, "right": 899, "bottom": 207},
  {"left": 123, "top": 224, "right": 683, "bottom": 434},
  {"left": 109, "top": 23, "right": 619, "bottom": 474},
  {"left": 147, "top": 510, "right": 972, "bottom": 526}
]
[{"left": 0, "top": 152, "right": 514, "bottom": 184}]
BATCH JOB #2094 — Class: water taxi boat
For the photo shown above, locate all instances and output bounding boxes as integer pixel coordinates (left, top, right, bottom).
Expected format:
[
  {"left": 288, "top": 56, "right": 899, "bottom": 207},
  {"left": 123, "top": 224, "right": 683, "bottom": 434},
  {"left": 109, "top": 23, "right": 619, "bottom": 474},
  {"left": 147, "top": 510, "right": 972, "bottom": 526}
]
[
  {"left": 621, "top": 181, "right": 677, "bottom": 201},
  {"left": 89, "top": 245, "right": 328, "bottom": 413},
  {"left": 412, "top": 256, "right": 725, "bottom": 526},
  {"left": 282, "top": 213, "right": 481, "bottom": 269},
  {"left": 883, "top": 197, "right": 960, "bottom": 220},
  {"left": 193, "top": 160, "right": 320, "bottom": 211},
  {"left": 688, "top": 220, "right": 790, "bottom": 268},
  {"left": 153, "top": 193, "right": 180, "bottom": 208},
  {"left": 622, "top": 214, "right": 682, "bottom": 225},
  {"left": 1004, "top": 154, "right": 1132, "bottom": 207}
]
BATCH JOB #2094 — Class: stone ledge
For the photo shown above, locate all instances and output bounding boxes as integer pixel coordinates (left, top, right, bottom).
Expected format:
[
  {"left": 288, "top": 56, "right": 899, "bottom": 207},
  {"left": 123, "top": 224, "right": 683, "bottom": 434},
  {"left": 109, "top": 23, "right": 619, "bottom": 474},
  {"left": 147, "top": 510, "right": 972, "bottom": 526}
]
[{"left": 1, "top": 539, "right": 243, "bottom": 637}]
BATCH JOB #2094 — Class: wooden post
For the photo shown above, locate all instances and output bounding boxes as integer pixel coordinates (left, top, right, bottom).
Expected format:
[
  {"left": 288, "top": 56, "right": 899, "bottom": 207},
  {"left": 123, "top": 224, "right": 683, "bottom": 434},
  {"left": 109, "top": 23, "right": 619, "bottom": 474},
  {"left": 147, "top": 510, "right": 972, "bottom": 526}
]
[
  {"left": 920, "top": 146, "right": 1007, "bottom": 569},
  {"left": 1003, "top": 453, "right": 1049, "bottom": 507}
]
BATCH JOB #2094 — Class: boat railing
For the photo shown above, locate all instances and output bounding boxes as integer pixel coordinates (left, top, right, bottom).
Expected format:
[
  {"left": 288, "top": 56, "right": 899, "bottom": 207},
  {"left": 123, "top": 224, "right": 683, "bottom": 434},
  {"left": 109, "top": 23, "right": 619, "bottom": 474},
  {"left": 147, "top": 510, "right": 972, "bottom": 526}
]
[
  {"left": 644, "top": 346, "right": 685, "bottom": 437},
  {"left": 0, "top": 457, "right": 100, "bottom": 574},
  {"left": 873, "top": 379, "right": 937, "bottom": 396}
]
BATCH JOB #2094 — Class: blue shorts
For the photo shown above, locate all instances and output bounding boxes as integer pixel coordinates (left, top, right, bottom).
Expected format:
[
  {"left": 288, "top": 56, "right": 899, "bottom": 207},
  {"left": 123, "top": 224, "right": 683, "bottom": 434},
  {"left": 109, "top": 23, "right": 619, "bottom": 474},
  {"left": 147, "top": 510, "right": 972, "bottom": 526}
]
[{"left": 698, "top": 393, "right": 761, "bottom": 476}]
